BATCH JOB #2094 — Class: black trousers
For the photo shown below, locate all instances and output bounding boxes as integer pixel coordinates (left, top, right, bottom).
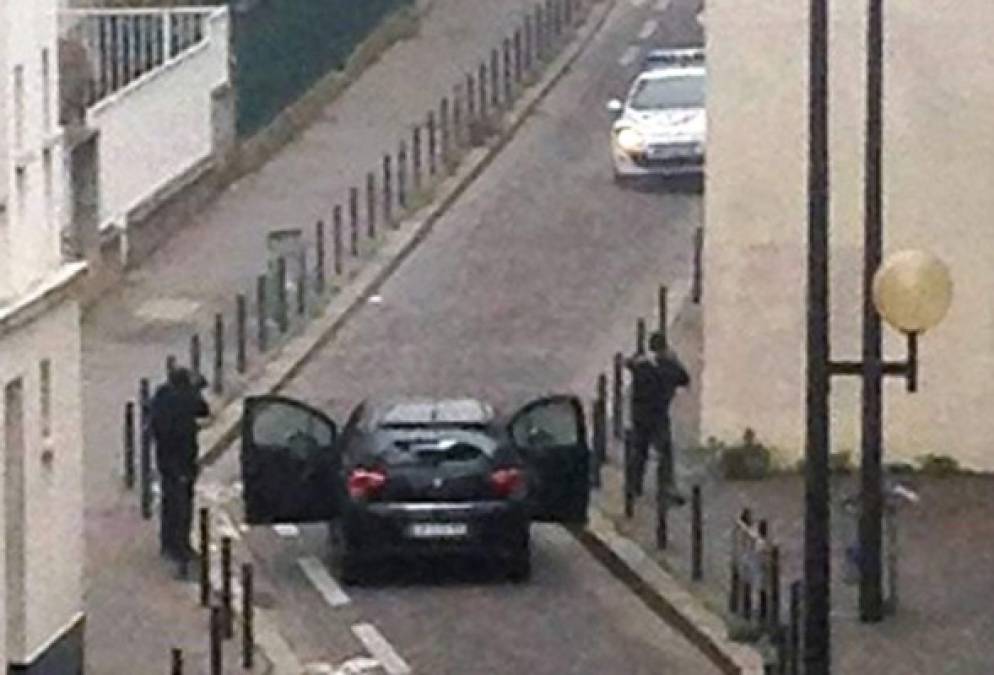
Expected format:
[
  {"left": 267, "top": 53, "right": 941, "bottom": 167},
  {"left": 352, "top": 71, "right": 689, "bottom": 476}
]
[
  {"left": 160, "top": 474, "right": 195, "bottom": 557},
  {"left": 630, "top": 421, "right": 673, "bottom": 495}
]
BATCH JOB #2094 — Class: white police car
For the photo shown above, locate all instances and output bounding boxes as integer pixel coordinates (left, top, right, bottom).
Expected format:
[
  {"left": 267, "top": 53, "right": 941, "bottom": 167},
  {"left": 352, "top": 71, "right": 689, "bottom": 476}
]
[{"left": 607, "top": 48, "right": 706, "bottom": 184}]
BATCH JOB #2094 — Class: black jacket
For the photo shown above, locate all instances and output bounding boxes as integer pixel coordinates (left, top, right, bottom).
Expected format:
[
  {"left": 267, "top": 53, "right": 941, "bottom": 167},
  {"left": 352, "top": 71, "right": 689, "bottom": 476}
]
[
  {"left": 150, "top": 381, "right": 210, "bottom": 478},
  {"left": 625, "top": 351, "right": 690, "bottom": 426}
]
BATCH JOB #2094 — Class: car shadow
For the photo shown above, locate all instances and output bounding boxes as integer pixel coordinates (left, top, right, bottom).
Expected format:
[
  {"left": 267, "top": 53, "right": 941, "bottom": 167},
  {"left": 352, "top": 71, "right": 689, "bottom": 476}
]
[
  {"left": 621, "top": 174, "right": 704, "bottom": 195},
  {"left": 354, "top": 555, "right": 515, "bottom": 588}
]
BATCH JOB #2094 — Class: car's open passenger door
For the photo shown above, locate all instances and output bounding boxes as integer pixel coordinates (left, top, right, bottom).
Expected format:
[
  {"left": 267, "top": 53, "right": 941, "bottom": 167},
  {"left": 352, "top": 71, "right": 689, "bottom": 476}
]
[
  {"left": 240, "top": 395, "right": 340, "bottom": 525},
  {"left": 508, "top": 395, "right": 590, "bottom": 524}
]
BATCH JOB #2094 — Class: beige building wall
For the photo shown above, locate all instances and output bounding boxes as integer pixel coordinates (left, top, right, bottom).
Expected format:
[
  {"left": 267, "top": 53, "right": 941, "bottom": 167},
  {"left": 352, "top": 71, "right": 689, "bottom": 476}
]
[{"left": 702, "top": 0, "right": 994, "bottom": 470}]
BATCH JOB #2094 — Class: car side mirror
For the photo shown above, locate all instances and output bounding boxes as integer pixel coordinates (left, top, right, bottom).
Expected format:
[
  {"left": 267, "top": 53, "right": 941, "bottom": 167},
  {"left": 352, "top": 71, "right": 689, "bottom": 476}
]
[{"left": 606, "top": 99, "right": 624, "bottom": 115}]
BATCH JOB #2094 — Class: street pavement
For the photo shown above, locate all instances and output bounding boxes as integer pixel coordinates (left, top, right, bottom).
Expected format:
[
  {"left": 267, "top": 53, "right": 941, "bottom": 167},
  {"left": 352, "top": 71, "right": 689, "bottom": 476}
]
[
  {"left": 79, "top": 0, "right": 717, "bottom": 672},
  {"left": 191, "top": 0, "right": 716, "bottom": 672}
]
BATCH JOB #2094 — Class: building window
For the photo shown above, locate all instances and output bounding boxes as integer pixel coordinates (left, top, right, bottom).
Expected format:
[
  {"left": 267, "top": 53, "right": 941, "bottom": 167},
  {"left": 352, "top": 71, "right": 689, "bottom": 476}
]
[
  {"left": 41, "top": 49, "right": 51, "bottom": 132},
  {"left": 39, "top": 360, "right": 52, "bottom": 439},
  {"left": 13, "top": 64, "right": 25, "bottom": 149}
]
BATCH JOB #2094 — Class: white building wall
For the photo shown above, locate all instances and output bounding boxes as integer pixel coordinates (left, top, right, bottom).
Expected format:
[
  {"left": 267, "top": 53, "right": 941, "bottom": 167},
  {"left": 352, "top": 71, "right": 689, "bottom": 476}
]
[
  {"left": 702, "top": 0, "right": 994, "bottom": 470},
  {"left": 86, "top": 9, "right": 230, "bottom": 229}
]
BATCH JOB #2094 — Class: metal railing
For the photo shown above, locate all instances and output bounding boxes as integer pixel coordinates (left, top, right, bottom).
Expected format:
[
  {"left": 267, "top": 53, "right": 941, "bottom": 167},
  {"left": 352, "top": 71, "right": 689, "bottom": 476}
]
[{"left": 60, "top": 6, "right": 223, "bottom": 107}]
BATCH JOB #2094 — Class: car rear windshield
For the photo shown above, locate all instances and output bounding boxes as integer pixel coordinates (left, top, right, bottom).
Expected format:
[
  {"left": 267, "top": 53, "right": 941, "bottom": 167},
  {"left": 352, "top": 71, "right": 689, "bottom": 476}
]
[
  {"left": 373, "top": 427, "right": 498, "bottom": 467},
  {"left": 630, "top": 74, "right": 705, "bottom": 110}
]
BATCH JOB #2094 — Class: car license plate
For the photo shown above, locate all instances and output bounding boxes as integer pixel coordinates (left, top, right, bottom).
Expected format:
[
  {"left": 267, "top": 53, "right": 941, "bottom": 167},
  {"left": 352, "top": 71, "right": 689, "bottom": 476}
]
[{"left": 407, "top": 522, "right": 468, "bottom": 538}]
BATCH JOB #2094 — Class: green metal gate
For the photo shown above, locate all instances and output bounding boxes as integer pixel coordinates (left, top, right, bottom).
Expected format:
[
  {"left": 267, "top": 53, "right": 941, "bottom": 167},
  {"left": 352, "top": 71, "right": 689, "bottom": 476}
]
[{"left": 230, "top": 0, "right": 412, "bottom": 138}]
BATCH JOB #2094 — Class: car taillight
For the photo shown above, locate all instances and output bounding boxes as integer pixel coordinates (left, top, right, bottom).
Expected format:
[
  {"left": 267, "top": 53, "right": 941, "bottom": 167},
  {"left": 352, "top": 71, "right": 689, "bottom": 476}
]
[
  {"left": 347, "top": 468, "right": 387, "bottom": 500},
  {"left": 490, "top": 468, "right": 524, "bottom": 498}
]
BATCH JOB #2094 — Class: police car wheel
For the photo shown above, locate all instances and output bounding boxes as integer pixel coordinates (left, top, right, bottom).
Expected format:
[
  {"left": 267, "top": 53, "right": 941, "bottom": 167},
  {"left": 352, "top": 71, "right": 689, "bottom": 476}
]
[{"left": 328, "top": 521, "right": 362, "bottom": 585}]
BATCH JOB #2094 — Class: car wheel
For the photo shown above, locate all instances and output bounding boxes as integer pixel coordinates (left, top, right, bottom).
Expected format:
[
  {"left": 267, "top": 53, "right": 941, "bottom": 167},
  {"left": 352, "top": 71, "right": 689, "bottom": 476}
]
[
  {"left": 327, "top": 521, "right": 362, "bottom": 586},
  {"left": 506, "top": 530, "right": 532, "bottom": 583},
  {"left": 613, "top": 171, "right": 631, "bottom": 187}
]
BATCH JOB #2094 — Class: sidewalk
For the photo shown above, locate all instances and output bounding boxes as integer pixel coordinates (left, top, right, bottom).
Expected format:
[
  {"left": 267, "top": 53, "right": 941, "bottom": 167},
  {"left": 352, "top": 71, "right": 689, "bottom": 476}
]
[
  {"left": 80, "top": 0, "right": 589, "bottom": 671},
  {"left": 588, "top": 293, "right": 994, "bottom": 673}
]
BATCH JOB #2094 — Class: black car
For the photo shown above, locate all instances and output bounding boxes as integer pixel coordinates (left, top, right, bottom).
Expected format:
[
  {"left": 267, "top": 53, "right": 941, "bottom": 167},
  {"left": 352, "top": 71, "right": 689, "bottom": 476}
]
[{"left": 239, "top": 393, "right": 591, "bottom": 584}]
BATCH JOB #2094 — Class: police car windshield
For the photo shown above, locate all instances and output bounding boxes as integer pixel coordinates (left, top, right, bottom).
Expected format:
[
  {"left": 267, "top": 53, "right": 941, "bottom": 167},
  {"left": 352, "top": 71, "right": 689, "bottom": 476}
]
[{"left": 630, "top": 74, "right": 705, "bottom": 110}]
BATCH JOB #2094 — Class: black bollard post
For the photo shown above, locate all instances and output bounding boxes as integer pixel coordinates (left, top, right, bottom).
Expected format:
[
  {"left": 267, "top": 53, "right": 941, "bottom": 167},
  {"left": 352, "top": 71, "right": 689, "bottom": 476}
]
[
  {"left": 514, "top": 29, "right": 523, "bottom": 83},
  {"left": 242, "top": 563, "right": 255, "bottom": 668},
  {"left": 788, "top": 580, "right": 801, "bottom": 675},
  {"left": 693, "top": 226, "right": 704, "bottom": 304},
  {"left": 565, "top": 0, "right": 573, "bottom": 27},
  {"left": 212, "top": 312, "right": 224, "bottom": 396},
  {"left": 656, "top": 452, "right": 668, "bottom": 550},
  {"left": 536, "top": 5, "right": 545, "bottom": 61},
  {"left": 333, "top": 205, "right": 344, "bottom": 275},
  {"left": 490, "top": 48, "right": 500, "bottom": 109},
  {"left": 658, "top": 284, "right": 669, "bottom": 340},
  {"left": 427, "top": 111, "right": 437, "bottom": 177},
  {"left": 349, "top": 187, "right": 360, "bottom": 257},
  {"left": 165, "top": 354, "right": 177, "bottom": 378},
  {"left": 439, "top": 98, "right": 450, "bottom": 168},
  {"left": 595, "top": 373, "right": 608, "bottom": 467},
  {"left": 190, "top": 333, "right": 202, "bottom": 378},
  {"left": 236, "top": 294, "right": 247, "bottom": 375},
  {"left": 123, "top": 401, "right": 136, "bottom": 489},
  {"left": 316, "top": 219, "right": 326, "bottom": 295},
  {"left": 209, "top": 605, "right": 223, "bottom": 675},
  {"left": 383, "top": 155, "right": 394, "bottom": 228},
  {"left": 412, "top": 126, "right": 422, "bottom": 192},
  {"left": 199, "top": 507, "right": 211, "bottom": 606},
  {"left": 692, "top": 485, "right": 703, "bottom": 580},
  {"left": 612, "top": 352, "right": 624, "bottom": 440},
  {"left": 524, "top": 15, "right": 534, "bottom": 72},
  {"left": 503, "top": 37, "right": 513, "bottom": 102},
  {"left": 221, "top": 536, "right": 233, "bottom": 639},
  {"left": 256, "top": 275, "right": 268, "bottom": 353},
  {"left": 636, "top": 317, "right": 647, "bottom": 354},
  {"left": 623, "top": 428, "right": 635, "bottom": 518},
  {"left": 466, "top": 73, "right": 476, "bottom": 123},
  {"left": 479, "top": 62, "right": 488, "bottom": 120},
  {"left": 770, "top": 545, "right": 782, "bottom": 637},
  {"left": 171, "top": 647, "right": 183, "bottom": 675},
  {"left": 139, "top": 377, "right": 152, "bottom": 519},
  {"left": 366, "top": 171, "right": 377, "bottom": 240},
  {"left": 758, "top": 520, "right": 769, "bottom": 628},
  {"left": 276, "top": 257, "right": 288, "bottom": 334},
  {"left": 742, "top": 511, "right": 754, "bottom": 623},
  {"left": 452, "top": 86, "right": 463, "bottom": 149},
  {"left": 397, "top": 141, "right": 408, "bottom": 210},
  {"left": 296, "top": 250, "right": 307, "bottom": 318}
]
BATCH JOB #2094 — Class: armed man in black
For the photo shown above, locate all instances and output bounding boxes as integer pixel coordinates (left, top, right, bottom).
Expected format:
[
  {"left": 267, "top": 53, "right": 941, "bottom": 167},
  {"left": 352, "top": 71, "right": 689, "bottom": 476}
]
[
  {"left": 150, "top": 367, "right": 210, "bottom": 563},
  {"left": 625, "top": 331, "right": 690, "bottom": 501}
]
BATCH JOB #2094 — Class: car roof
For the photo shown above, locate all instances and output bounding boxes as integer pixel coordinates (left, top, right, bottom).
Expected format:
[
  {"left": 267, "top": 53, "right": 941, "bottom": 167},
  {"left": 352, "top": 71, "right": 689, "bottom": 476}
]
[
  {"left": 637, "top": 65, "right": 706, "bottom": 82},
  {"left": 369, "top": 397, "right": 496, "bottom": 428}
]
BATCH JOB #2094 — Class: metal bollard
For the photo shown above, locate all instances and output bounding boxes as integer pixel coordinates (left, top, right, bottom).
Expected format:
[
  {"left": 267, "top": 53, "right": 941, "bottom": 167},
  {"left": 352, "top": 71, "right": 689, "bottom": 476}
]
[
  {"left": 171, "top": 647, "right": 183, "bottom": 675},
  {"left": 316, "top": 219, "right": 326, "bottom": 295},
  {"left": 612, "top": 352, "right": 624, "bottom": 440},
  {"left": 787, "top": 580, "right": 801, "bottom": 675},
  {"left": 123, "top": 401, "right": 136, "bottom": 489},
  {"left": 383, "top": 155, "right": 394, "bottom": 228},
  {"left": 139, "top": 377, "right": 152, "bottom": 519},
  {"left": 333, "top": 205, "right": 344, "bottom": 275},
  {"left": 213, "top": 312, "right": 224, "bottom": 396},
  {"left": 490, "top": 48, "right": 500, "bottom": 108},
  {"left": 242, "top": 563, "right": 255, "bottom": 668},
  {"left": 427, "top": 111, "right": 437, "bottom": 177},
  {"left": 741, "top": 511, "right": 754, "bottom": 622},
  {"left": 636, "top": 317, "right": 647, "bottom": 354},
  {"left": 276, "top": 257, "right": 289, "bottom": 334},
  {"left": 658, "top": 284, "right": 669, "bottom": 338},
  {"left": 190, "top": 333, "right": 202, "bottom": 378},
  {"left": 439, "top": 98, "right": 450, "bottom": 167},
  {"left": 594, "top": 373, "right": 608, "bottom": 467},
  {"left": 623, "top": 428, "right": 635, "bottom": 518},
  {"left": 366, "top": 172, "right": 377, "bottom": 240},
  {"left": 297, "top": 251, "right": 307, "bottom": 317},
  {"left": 221, "top": 536, "right": 233, "bottom": 639},
  {"left": 693, "top": 226, "right": 704, "bottom": 304},
  {"left": 412, "top": 126, "right": 422, "bottom": 192},
  {"left": 165, "top": 354, "right": 177, "bottom": 377},
  {"left": 452, "top": 86, "right": 463, "bottom": 149},
  {"left": 397, "top": 141, "right": 408, "bottom": 210},
  {"left": 349, "top": 187, "right": 360, "bottom": 257},
  {"left": 656, "top": 452, "right": 669, "bottom": 550},
  {"left": 692, "top": 485, "right": 703, "bottom": 580},
  {"left": 209, "top": 605, "right": 223, "bottom": 675},
  {"left": 503, "top": 37, "right": 513, "bottom": 103},
  {"left": 478, "top": 62, "right": 488, "bottom": 122},
  {"left": 236, "top": 294, "right": 247, "bottom": 374},
  {"left": 758, "top": 520, "right": 769, "bottom": 626},
  {"left": 554, "top": 0, "right": 563, "bottom": 36},
  {"left": 199, "top": 507, "right": 211, "bottom": 606},
  {"left": 514, "top": 29, "right": 523, "bottom": 83},
  {"left": 565, "top": 0, "right": 573, "bottom": 27},
  {"left": 769, "top": 545, "right": 782, "bottom": 636},
  {"left": 536, "top": 5, "right": 544, "bottom": 61},
  {"left": 466, "top": 72, "right": 476, "bottom": 122},
  {"left": 255, "top": 275, "right": 268, "bottom": 353},
  {"left": 524, "top": 15, "right": 534, "bottom": 71}
]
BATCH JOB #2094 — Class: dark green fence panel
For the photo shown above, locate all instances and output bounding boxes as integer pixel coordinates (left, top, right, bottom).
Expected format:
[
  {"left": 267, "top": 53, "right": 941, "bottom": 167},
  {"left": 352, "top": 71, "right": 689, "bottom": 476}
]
[{"left": 231, "top": 0, "right": 412, "bottom": 138}]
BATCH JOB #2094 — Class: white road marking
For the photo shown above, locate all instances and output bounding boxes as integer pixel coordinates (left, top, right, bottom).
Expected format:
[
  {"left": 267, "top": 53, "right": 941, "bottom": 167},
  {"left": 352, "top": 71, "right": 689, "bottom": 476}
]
[
  {"left": 638, "top": 18, "right": 659, "bottom": 40},
  {"left": 619, "top": 45, "right": 641, "bottom": 66},
  {"left": 351, "top": 623, "right": 412, "bottom": 675},
  {"left": 368, "top": 294, "right": 383, "bottom": 304},
  {"left": 298, "top": 556, "right": 351, "bottom": 608},
  {"left": 655, "top": 0, "right": 671, "bottom": 11},
  {"left": 273, "top": 524, "right": 300, "bottom": 537},
  {"left": 631, "top": 0, "right": 647, "bottom": 7}
]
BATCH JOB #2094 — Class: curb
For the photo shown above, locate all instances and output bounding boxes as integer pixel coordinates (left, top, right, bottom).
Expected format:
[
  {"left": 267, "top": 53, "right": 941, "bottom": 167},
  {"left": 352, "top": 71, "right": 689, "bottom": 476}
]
[{"left": 195, "top": 0, "right": 619, "bottom": 468}]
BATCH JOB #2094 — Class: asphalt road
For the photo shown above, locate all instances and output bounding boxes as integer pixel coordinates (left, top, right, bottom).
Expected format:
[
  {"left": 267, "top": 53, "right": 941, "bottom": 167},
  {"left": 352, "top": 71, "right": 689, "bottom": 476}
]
[{"left": 202, "top": 0, "right": 711, "bottom": 671}]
